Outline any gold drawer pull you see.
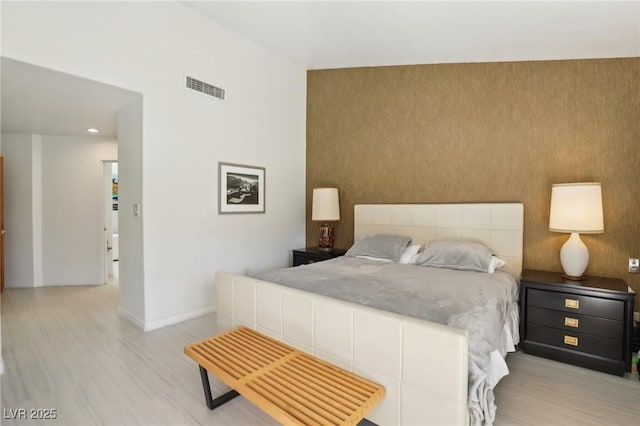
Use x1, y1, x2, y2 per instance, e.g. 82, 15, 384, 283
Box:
565, 298, 579, 309
564, 317, 579, 328
564, 335, 579, 346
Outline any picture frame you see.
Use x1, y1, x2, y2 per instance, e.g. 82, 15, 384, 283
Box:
218, 162, 266, 214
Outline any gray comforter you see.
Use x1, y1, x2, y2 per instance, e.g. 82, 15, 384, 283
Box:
256, 256, 519, 426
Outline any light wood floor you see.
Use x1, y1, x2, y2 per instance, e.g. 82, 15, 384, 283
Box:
2, 280, 639, 425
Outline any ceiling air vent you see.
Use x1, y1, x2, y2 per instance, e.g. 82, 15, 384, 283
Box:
186, 76, 225, 100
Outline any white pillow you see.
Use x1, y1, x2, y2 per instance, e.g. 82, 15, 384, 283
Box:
399, 244, 421, 264
488, 256, 506, 273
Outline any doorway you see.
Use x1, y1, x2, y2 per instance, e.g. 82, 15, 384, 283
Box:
2, 58, 145, 326
103, 161, 119, 283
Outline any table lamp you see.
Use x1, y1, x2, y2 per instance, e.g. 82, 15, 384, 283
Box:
312, 188, 340, 252
549, 182, 604, 280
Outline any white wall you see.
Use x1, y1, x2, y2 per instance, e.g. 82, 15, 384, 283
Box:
2, 134, 34, 287
41, 135, 117, 285
1, 2, 307, 329
117, 99, 145, 327
1, 134, 117, 286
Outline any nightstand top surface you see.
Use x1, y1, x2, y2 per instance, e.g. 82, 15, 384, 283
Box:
521, 269, 634, 295
293, 247, 348, 255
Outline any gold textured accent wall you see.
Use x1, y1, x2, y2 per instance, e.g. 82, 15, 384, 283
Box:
306, 58, 640, 301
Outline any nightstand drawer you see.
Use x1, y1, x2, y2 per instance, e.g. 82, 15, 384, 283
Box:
292, 248, 347, 267
527, 323, 622, 359
527, 288, 623, 320
293, 253, 324, 265
527, 306, 623, 339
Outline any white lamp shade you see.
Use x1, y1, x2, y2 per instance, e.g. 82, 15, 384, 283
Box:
312, 188, 340, 221
549, 182, 604, 234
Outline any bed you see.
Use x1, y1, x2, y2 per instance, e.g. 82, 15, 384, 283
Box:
215, 203, 524, 425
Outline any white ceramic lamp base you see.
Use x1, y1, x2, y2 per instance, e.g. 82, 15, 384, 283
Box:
560, 232, 589, 280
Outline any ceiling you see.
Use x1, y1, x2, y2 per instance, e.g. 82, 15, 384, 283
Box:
1, 58, 139, 137
183, 1, 640, 69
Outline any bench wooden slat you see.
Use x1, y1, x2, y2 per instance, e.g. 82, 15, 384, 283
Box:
297, 354, 378, 393
280, 362, 367, 407
251, 376, 336, 426
236, 329, 292, 357
224, 332, 287, 361
259, 372, 346, 424
192, 345, 247, 378
269, 368, 356, 416
185, 326, 385, 426
216, 335, 274, 366
203, 340, 260, 372
292, 355, 376, 398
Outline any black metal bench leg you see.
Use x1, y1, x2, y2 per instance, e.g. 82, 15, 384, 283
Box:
199, 365, 240, 409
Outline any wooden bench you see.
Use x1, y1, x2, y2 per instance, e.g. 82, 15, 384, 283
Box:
184, 326, 385, 426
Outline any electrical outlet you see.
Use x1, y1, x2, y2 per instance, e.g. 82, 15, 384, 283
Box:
629, 258, 640, 274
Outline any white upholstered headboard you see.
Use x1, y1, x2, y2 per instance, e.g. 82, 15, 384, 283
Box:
354, 203, 524, 277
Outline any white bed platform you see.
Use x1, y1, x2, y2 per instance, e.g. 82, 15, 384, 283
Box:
215, 203, 524, 425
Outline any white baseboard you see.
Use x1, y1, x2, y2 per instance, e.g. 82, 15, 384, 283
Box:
117, 305, 216, 332
7, 282, 104, 288
117, 306, 145, 330
143, 306, 216, 332
5, 282, 36, 288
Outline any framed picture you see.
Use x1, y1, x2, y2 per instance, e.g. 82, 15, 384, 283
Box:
218, 162, 266, 214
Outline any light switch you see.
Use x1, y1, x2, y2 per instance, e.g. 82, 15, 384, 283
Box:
133, 204, 141, 217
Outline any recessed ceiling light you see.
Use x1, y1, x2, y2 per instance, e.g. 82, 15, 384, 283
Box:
87, 128, 99, 133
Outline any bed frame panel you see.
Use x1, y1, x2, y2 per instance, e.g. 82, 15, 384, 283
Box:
216, 273, 468, 425
215, 203, 524, 425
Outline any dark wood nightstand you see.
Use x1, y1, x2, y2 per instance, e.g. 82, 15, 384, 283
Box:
520, 269, 635, 376
292, 247, 347, 267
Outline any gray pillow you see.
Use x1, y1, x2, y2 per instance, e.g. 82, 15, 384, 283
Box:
345, 234, 411, 262
414, 241, 493, 273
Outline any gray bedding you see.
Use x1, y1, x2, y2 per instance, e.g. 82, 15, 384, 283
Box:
255, 256, 520, 426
